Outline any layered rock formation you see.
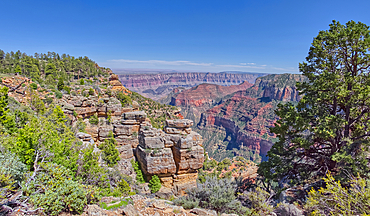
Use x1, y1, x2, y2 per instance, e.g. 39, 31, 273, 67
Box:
118, 72, 267, 100
196, 74, 307, 162
137, 119, 204, 195
169, 81, 253, 107
61, 92, 204, 194
158, 81, 254, 129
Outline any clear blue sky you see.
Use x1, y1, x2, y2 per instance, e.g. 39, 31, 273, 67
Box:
2, 0, 370, 73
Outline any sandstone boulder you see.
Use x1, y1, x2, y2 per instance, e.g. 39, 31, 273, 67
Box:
136, 146, 176, 175
166, 119, 193, 128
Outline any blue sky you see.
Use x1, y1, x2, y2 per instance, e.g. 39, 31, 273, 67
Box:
2, 0, 370, 73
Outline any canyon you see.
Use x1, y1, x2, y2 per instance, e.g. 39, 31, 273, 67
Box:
118, 72, 267, 100
164, 73, 307, 162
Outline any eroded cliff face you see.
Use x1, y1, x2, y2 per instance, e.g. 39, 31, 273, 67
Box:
159, 81, 254, 131
170, 81, 253, 107
196, 73, 307, 162
118, 72, 267, 100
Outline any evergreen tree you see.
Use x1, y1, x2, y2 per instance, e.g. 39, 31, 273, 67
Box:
14, 65, 21, 74
259, 20, 370, 185
148, 175, 161, 193
98, 131, 120, 167
57, 78, 64, 91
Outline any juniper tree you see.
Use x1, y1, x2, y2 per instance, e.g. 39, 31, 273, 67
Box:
259, 20, 370, 185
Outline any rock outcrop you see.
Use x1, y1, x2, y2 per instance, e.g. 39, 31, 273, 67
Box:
118, 72, 267, 100
136, 119, 204, 195
60, 93, 204, 194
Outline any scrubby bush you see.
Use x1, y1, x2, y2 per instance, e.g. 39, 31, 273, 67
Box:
30, 83, 38, 90
0, 151, 27, 183
57, 78, 64, 91
76, 118, 86, 132
131, 159, 145, 183
149, 175, 161, 193
80, 79, 85, 85
24, 163, 98, 215
89, 113, 99, 125
175, 176, 247, 214
304, 173, 370, 215
89, 88, 94, 96
63, 86, 71, 94
55, 90, 63, 99
238, 187, 274, 215
116, 91, 132, 106
98, 132, 119, 167
118, 179, 131, 196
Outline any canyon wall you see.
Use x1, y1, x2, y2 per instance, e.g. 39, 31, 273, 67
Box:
196, 74, 307, 162
118, 72, 267, 100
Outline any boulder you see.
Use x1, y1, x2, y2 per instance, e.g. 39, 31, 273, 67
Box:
173, 145, 204, 174
123, 111, 147, 121
122, 204, 138, 216
117, 144, 134, 159
139, 136, 164, 149
136, 146, 176, 175
166, 119, 193, 128
114, 124, 139, 136
190, 208, 217, 216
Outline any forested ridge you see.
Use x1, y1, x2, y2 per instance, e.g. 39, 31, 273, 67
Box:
0, 50, 110, 83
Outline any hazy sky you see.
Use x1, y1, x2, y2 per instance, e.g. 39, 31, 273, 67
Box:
2, 0, 370, 73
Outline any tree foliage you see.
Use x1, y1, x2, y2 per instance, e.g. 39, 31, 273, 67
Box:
98, 131, 120, 167
148, 175, 161, 193
24, 163, 98, 215
259, 20, 370, 185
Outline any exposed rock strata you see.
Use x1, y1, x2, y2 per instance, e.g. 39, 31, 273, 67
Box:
136, 119, 204, 195
196, 74, 307, 161
118, 72, 267, 100
61, 94, 204, 194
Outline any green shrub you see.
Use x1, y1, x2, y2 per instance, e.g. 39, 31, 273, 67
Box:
57, 79, 64, 91
80, 79, 85, 85
24, 163, 98, 215
98, 132, 119, 167
43, 96, 53, 104
116, 91, 132, 106
30, 83, 38, 90
175, 176, 247, 214
304, 173, 370, 215
76, 118, 86, 132
118, 179, 131, 196
55, 91, 63, 99
89, 113, 99, 125
238, 187, 274, 215
131, 159, 145, 183
0, 151, 27, 183
89, 88, 94, 96
149, 175, 161, 193
63, 86, 71, 94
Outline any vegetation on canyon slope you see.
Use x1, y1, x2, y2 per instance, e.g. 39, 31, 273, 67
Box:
1, 20, 370, 215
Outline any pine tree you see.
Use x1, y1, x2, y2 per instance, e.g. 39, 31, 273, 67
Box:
98, 131, 120, 167
148, 175, 161, 193
259, 20, 370, 185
